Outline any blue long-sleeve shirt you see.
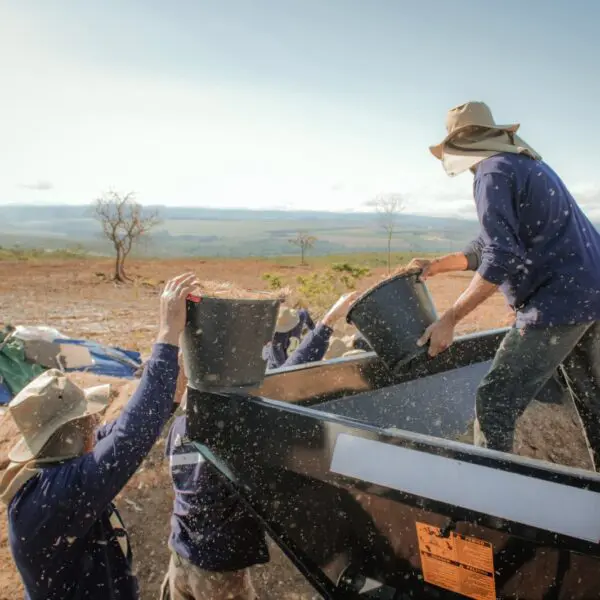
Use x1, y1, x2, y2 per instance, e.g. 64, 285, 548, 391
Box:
263, 309, 315, 369
8, 343, 179, 600
166, 416, 269, 572
462, 153, 600, 327
281, 322, 333, 367
165, 322, 333, 571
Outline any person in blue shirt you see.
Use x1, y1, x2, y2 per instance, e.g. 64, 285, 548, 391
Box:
0, 272, 200, 600
262, 305, 315, 369
278, 292, 359, 368
263, 293, 362, 369
416, 102, 600, 465
162, 291, 359, 600
163, 408, 266, 600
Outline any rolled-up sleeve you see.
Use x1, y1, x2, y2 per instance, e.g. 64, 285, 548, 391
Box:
474, 173, 525, 285
462, 235, 485, 271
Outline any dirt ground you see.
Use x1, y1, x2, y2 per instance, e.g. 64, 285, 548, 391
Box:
0, 258, 591, 599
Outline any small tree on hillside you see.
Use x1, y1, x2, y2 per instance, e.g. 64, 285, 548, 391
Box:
93, 191, 161, 282
369, 193, 405, 273
289, 231, 317, 266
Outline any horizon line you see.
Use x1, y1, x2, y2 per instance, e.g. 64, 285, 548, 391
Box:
0, 202, 479, 221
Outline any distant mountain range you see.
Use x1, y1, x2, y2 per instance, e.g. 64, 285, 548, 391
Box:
0, 204, 481, 257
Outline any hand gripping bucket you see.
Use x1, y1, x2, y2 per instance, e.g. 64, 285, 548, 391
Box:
182, 296, 280, 392
346, 271, 437, 370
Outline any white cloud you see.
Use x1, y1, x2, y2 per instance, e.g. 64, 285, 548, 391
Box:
19, 180, 53, 191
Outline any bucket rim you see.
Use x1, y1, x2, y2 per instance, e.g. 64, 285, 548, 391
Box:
186, 296, 281, 306
346, 269, 423, 323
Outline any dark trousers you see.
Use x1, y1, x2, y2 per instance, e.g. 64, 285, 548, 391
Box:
474, 322, 600, 469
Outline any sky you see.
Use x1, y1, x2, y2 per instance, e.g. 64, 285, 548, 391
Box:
1, 0, 600, 218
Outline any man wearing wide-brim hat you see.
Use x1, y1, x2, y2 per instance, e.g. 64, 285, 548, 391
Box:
262, 305, 315, 369
1, 273, 199, 600
416, 102, 600, 464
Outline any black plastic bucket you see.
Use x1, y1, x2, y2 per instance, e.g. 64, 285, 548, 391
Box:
182, 296, 280, 392
346, 272, 437, 369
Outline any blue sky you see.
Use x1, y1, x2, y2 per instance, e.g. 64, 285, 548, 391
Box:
1, 0, 599, 217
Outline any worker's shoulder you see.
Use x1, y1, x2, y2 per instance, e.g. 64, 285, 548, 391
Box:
477, 153, 542, 179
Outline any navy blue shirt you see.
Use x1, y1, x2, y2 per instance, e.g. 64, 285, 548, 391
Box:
166, 416, 269, 571
463, 153, 600, 327
281, 323, 333, 367
8, 343, 179, 600
263, 309, 315, 369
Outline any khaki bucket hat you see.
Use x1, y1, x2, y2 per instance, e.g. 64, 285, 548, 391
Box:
8, 369, 110, 463
275, 307, 300, 334
429, 101, 519, 160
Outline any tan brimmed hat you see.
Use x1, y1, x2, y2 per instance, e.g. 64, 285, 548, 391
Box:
429, 101, 519, 160
429, 101, 541, 176
7, 369, 110, 463
275, 307, 300, 334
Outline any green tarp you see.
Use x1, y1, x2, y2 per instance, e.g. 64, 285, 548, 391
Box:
0, 330, 45, 396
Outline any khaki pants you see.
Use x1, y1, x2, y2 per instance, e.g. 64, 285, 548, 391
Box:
161, 552, 258, 600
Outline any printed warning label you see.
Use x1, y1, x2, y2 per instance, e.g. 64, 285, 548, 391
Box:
416, 522, 496, 600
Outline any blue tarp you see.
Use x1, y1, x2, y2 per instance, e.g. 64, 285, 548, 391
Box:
55, 339, 142, 379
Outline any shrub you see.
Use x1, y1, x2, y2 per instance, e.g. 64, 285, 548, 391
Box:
0, 245, 88, 262
330, 262, 370, 288
296, 262, 370, 314
262, 273, 283, 290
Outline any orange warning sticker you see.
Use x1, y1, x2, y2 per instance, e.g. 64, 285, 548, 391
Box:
416, 522, 496, 600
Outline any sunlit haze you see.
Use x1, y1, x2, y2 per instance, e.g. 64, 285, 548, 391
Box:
1, 1, 599, 218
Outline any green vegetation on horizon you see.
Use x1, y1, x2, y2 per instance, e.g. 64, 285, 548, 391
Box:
0, 245, 435, 268
0, 204, 479, 258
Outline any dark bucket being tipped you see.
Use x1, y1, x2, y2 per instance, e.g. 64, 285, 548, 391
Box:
182, 296, 280, 392
346, 271, 437, 370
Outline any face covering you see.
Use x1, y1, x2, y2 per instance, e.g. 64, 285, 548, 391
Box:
440, 128, 542, 176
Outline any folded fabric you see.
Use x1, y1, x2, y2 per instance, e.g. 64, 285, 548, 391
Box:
55, 339, 142, 379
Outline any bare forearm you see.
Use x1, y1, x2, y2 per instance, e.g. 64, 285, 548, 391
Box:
447, 273, 498, 324
174, 353, 188, 406
430, 253, 469, 275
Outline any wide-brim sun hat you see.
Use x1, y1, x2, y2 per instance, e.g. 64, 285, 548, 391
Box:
275, 307, 300, 334
8, 369, 110, 463
429, 101, 520, 160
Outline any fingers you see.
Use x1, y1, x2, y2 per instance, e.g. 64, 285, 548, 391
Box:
165, 272, 195, 292
178, 283, 202, 302
416, 325, 432, 348
427, 336, 450, 357
341, 291, 359, 306
175, 275, 201, 298
408, 258, 427, 268
428, 342, 442, 358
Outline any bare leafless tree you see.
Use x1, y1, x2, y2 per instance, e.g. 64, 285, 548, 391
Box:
289, 231, 317, 266
368, 193, 405, 273
93, 191, 161, 282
